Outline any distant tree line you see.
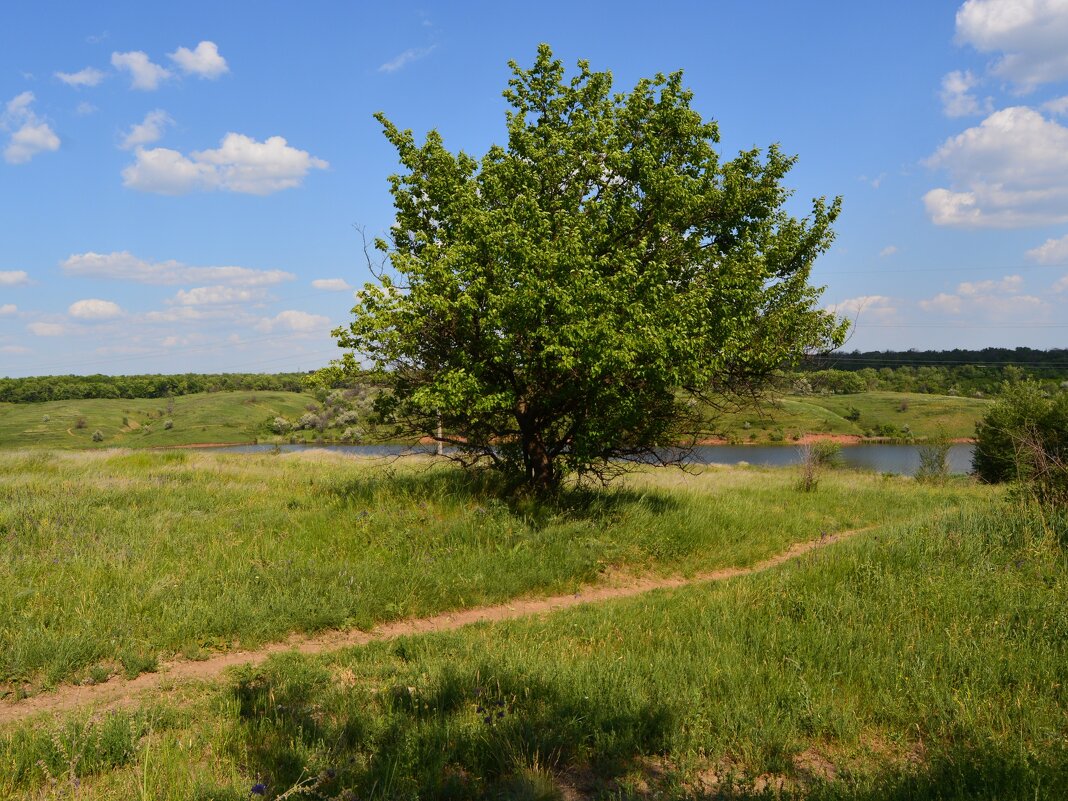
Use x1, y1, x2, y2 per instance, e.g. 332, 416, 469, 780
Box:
0, 372, 313, 403
798, 349, 1068, 397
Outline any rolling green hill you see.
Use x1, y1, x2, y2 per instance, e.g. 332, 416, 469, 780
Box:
0, 391, 312, 449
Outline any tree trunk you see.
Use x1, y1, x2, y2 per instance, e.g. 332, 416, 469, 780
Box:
518, 411, 557, 494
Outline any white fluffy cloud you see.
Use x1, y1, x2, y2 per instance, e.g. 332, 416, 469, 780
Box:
924, 106, 1068, 227
170, 285, 266, 306
826, 295, 898, 323
378, 45, 436, 73
0, 303, 16, 315
28, 321, 64, 336
111, 51, 172, 90
2, 92, 60, 164
120, 109, 173, 150
62, 251, 294, 286
168, 41, 229, 79
0, 270, 29, 285
939, 70, 990, 117
122, 133, 328, 195
255, 310, 331, 334
878, 245, 898, 257
68, 298, 123, 319
956, 0, 1068, 91
1027, 233, 1068, 263
1043, 95, 1068, 116
919, 274, 1047, 319
311, 278, 352, 291
55, 67, 105, 87
1053, 274, 1068, 292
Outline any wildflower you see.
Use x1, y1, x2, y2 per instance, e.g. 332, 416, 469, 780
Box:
251, 783, 267, 796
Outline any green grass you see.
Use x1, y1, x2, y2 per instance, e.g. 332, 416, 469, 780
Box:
0, 451, 984, 694
0, 389, 991, 450
713, 391, 992, 442
0, 391, 313, 449
1, 499, 1063, 799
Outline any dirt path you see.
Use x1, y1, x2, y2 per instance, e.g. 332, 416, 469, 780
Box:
0, 526, 872, 727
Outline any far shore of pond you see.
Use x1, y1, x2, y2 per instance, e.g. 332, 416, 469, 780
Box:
156, 432, 976, 451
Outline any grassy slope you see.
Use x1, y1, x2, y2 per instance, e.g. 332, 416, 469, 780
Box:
0, 391, 311, 449
0, 451, 984, 693
0, 389, 991, 450
712, 391, 992, 441
2, 500, 1063, 799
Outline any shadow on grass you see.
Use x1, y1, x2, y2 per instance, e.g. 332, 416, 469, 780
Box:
321, 463, 678, 527
226, 653, 1064, 800
228, 654, 676, 799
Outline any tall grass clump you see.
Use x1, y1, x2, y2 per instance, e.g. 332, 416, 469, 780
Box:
796, 441, 841, 492
915, 429, 952, 484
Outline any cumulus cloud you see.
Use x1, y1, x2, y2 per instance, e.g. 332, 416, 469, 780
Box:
924, 106, 1068, 227
378, 45, 436, 73
55, 67, 105, 87
0, 303, 16, 315
111, 51, 172, 90
170, 285, 266, 305
826, 295, 898, 323
1027, 233, 1068, 263
254, 310, 331, 334
120, 109, 173, 150
168, 41, 229, 79
939, 70, 991, 117
1053, 274, 1068, 292
956, 0, 1068, 91
2, 92, 60, 164
62, 251, 294, 286
68, 298, 123, 319
0, 270, 29, 285
122, 133, 328, 195
76, 101, 98, 116
919, 274, 1047, 320
1044, 95, 1068, 116
28, 321, 65, 336
311, 278, 352, 291
879, 245, 898, 257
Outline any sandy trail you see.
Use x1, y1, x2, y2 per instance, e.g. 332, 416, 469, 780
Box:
0, 526, 872, 726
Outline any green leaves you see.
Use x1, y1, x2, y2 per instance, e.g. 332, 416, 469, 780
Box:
327, 45, 845, 491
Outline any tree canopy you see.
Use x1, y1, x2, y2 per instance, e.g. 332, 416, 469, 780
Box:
327, 45, 847, 492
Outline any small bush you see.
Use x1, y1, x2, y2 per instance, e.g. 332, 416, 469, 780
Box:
74, 417, 87, 429
91, 430, 104, 442
844, 406, 861, 422
271, 416, 292, 434
973, 381, 1068, 505
916, 430, 952, 484
42, 414, 50, 422
163, 419, 173, 430
336, 409, 360, 427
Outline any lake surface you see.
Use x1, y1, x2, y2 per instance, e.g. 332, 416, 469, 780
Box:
215, 443, 975, 476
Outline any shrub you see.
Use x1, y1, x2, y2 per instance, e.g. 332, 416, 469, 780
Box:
844, 406, 861, 422
42, 414, 49, 422
91, 430, 104, 442
74, 416, 87, 429
336, 410, 360, 427
271, 416, 292, 434
973, 381, 1068, 505
916, 430, 952, 484
340, 427, 362, 443
298, 412, 322, 431
163, 419, 173, 430
796, 441, 841, 492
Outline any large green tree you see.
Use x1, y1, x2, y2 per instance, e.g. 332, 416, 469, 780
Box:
328, 45, 847, 492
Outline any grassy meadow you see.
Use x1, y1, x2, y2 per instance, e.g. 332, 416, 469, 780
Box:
710, 391, 992, 442
0, 450, 984, 696
0, 391, 314, 449
0, 389, 991, 450
1, 484, 1064, 799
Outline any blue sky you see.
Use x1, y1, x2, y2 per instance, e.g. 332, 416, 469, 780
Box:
2, 0, 1068, 377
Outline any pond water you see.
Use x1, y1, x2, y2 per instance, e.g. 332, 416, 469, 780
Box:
213, 443, 975, 476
